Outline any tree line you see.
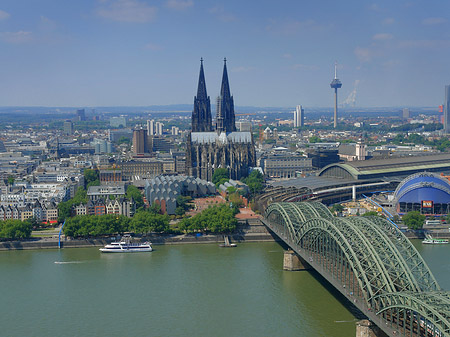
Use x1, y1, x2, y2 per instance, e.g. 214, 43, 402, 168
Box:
0, 220, 33, 240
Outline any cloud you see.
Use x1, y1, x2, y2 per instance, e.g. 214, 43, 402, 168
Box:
354, 47, 372, 62
97, 0, 157, 23
144, 43, 163, 51
0, 31, 33, 44
422, 17, 446, 25
382, 17, 395, 25
373, 33, 393, 41
209, 6, 236, 22
283, 53, 292, 59
0, 10, 10, 20
166, 0, 193, 10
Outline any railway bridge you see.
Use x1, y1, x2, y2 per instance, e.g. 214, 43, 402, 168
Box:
262, 201, 450, 337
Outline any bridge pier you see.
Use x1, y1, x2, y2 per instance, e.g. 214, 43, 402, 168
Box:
283, 250, 311, 271
356, 320, 388, 337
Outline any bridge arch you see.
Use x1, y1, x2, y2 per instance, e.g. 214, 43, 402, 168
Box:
263, 201, 450, 337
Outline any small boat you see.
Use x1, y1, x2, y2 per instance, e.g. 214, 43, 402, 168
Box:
100, 235, 153, 253
422, 234, 449, 244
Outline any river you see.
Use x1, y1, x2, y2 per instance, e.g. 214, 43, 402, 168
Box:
0, 240, 448, 337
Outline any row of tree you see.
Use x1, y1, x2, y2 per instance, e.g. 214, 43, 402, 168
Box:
0, 220, 33, 240
63, 211, 170, 238
178, 204, 238, 234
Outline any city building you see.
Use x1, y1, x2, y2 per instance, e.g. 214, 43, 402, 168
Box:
155, 122, 164, 136
394, 172, 450, 215
119, 160, 163, 179
87, 184, 126, 201
132, 128, 149, 155
294, 105, 304, 127
76, 109, 86, 121
444, 85, 450, 133
402, 108, 410, 119
260, 153, 313, 178
186, 59, 256, 181
145, 175, 215, 214
110, 116, 127, 128
237, 121, 252, 132
147, 120, 155, 136
63, 120, 73, 135
99, 169, 122, 183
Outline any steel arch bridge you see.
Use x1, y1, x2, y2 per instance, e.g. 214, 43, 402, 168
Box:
263, 201, 450, 337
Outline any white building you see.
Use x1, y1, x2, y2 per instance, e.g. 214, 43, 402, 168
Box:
294, 105, 304, 127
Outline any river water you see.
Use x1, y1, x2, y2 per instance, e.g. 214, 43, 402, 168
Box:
0, 240, 448, 337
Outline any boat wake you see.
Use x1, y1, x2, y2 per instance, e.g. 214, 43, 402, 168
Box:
54, 261, 85, 264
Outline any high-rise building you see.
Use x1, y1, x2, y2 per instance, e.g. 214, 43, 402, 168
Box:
402, 108, 410, 119
132, 128, 148, 155
445, 85, 450, 133
76, 109, 86, 121
171, 126, 179, 136
155, 122, 164, 136
63, 120, 74, 135
294, 105, 304, 127
147, 120, 155, 136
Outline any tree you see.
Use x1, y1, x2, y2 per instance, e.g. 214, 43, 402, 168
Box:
308, 136, 322, 143
126, 185, 143, 209
212, 168, 229, 186
242, 170, 264, 195
362, 211, 379, 217
84, 169, 99, 188
402, 211, 425, 230
330, 204, 344, 214
7, 176, 14, 186
0, 220, 32, 240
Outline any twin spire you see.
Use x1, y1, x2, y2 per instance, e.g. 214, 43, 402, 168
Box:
192, 58, 236, 133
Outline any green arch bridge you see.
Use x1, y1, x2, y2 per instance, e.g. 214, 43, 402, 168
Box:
262, 201, 450, 337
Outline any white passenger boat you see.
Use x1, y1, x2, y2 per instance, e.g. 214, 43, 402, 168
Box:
100, 235, 153, 253
422, 234, 449, 244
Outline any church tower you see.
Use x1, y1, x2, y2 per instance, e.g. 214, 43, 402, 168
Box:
216, 58, 236, 133
192, 58, 212, 132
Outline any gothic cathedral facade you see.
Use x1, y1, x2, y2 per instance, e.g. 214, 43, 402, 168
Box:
186, 59, 256, 181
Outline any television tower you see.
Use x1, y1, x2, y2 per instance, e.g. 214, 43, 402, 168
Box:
330, 62, 342, 128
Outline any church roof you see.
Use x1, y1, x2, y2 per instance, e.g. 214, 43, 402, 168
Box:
190, 132, 252, 144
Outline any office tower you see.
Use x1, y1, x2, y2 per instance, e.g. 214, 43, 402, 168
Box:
192, 58, 212, 132
147, 120, 155, 136
155, 122, 163, 136
445, 85, 450, 133
330, 62, 342, 128
402, 108, 410, 119
171, 126, 179, 136
63, 120, 73, 135
132, 128, 148, 155
237, 121, 252, 132
215, 58, 236, 133
294, 105, 304, 127
76, 109, 86, 121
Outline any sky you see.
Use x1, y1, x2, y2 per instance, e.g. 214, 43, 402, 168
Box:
0, 0, 449, 108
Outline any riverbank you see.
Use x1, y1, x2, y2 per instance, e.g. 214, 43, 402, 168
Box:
0, 219, 279, 251
2, 218, 449, 251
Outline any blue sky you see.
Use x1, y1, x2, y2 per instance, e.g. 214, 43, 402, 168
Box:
0, 0, 449, 108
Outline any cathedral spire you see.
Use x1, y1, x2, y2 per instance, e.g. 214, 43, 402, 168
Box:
216, 57, 236, 133
192, 58, 212, 132
197, 57, 208, 99
220, 58, 231, 100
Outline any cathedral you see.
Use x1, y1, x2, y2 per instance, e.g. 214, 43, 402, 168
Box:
186, 59, 256, 181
